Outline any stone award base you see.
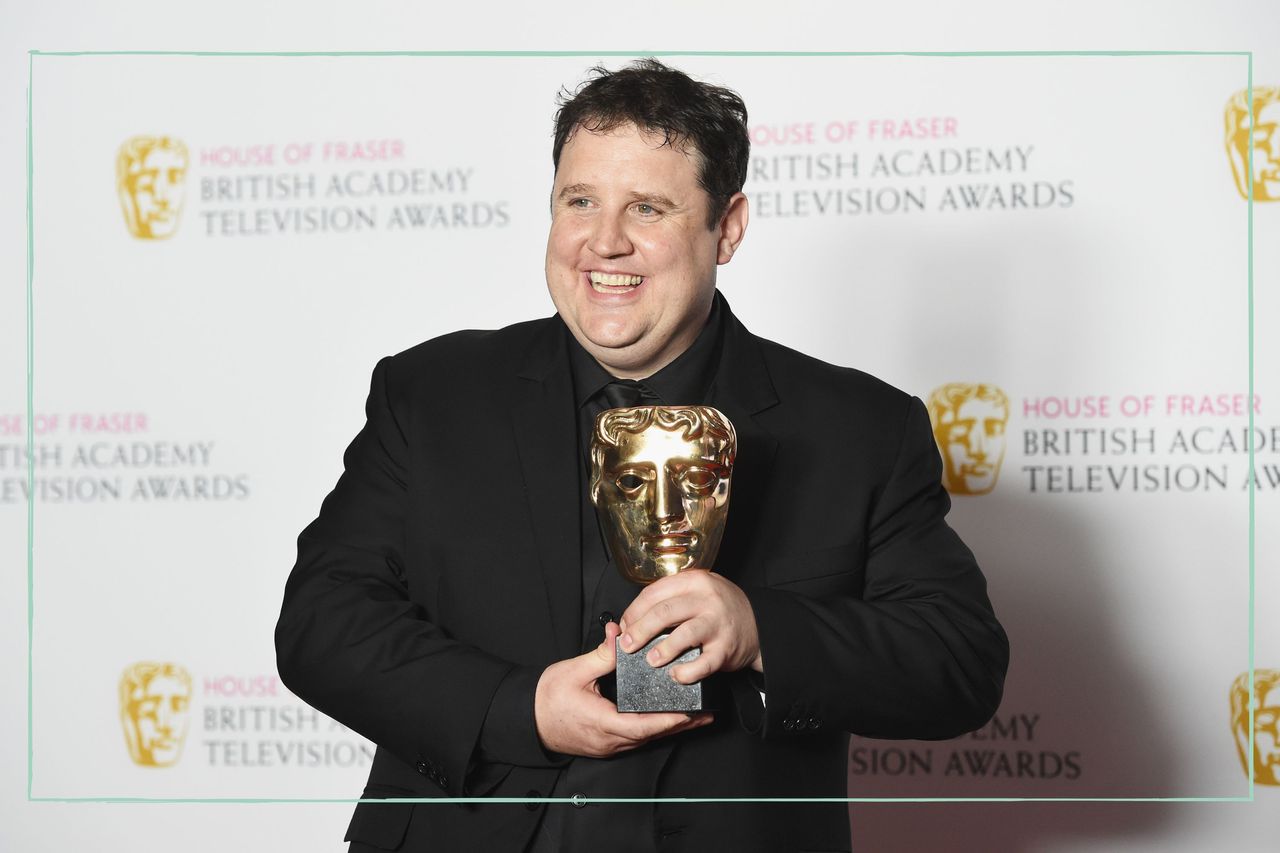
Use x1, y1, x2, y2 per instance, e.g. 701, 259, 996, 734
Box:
615, 633, 703, 713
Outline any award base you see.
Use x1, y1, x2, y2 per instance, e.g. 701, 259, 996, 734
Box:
615, 633, 703, 713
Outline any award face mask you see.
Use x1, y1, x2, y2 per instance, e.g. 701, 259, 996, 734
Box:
590, 406, 736, 584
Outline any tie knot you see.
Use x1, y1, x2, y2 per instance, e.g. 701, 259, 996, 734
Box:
601, 380, 660, 410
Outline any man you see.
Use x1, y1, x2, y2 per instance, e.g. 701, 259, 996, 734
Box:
276, 59, 1008, 852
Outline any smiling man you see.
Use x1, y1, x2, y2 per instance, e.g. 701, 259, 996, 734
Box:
277, 59, 1008, 853
545, 121, 746, 379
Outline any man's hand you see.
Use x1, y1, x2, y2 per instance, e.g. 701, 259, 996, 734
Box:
534, 622, 713, 757
618, 569, 763, 685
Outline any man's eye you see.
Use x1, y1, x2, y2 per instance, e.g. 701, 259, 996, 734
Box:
571, 198, 591, 208
635, 203, 657, 215
616, 473, 645, 491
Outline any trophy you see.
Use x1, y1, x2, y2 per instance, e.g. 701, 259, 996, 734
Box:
589, 405, 736, 712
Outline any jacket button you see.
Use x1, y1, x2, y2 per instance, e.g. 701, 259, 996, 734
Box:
571, 792, 587, 808
598, 611, 615, 626
438, 774, 449, 789
808, 717, 821, 730
525, 790, 541, 811
782, 718, 794, 730
415, 761, 430, 776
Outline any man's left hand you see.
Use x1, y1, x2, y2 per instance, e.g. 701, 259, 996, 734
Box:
618, 569, 763, 684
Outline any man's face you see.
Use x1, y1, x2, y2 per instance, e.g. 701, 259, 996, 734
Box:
594, 422, 732, 583
941, 397, 1008, 495
125, 147, 187, 238
546, 122, 746, 378
126, 674, 190, 766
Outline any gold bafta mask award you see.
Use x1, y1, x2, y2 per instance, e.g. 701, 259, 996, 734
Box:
590, 405, 736, 712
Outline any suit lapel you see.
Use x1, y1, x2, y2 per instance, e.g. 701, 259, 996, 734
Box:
709, 303, 780, 583
510, 320, 582, 661
650, 301, 781, 782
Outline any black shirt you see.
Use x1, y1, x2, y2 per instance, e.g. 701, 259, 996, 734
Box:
567, 295, 725, 648
493, 295, 725, 852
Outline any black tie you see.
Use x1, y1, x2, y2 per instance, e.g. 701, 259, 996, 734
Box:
600, 379, 661, 410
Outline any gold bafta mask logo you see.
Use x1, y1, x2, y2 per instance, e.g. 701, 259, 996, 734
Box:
1225, 87, 1280, 202
590, 406, 736, 584
117, 136, 189, 239
1231, 669, 1280, 785
927, 383, 1010, 496
119, 661, 192, 767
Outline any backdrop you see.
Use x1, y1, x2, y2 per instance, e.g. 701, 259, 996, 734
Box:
7, 5, 1279, 850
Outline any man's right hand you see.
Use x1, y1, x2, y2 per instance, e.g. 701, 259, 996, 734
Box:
534, 622, 714, 757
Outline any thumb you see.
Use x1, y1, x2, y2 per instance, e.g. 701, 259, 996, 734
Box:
577, 622, 620, 678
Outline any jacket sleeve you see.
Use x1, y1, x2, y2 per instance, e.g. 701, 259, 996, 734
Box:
274, 356, 558, 796
742, 396, 1009, 742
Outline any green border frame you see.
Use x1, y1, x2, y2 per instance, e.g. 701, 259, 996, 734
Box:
25, 49, 1256, 805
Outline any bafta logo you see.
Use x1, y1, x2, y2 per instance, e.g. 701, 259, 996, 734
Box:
926, 383, 1009, 496
1230, 669, 1280, 785
117, 136, 189, 239
119, 662, 192, 767
1225, 86, 1280, 202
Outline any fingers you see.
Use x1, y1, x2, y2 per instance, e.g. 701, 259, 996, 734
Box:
618, 569, 760, 682
603, 711, 714, 752
560, 686, 713, 757
644, 618, 709, 671
536, 628, 716, 758
668, 647, 718, 685
579, 621, 621, 680
619, 571, 709, 652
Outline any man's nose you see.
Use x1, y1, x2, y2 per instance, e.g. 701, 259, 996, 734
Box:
588, 211, 633, 257
651, 474, 685, 526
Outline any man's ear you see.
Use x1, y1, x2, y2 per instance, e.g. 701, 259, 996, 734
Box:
716, 192, 749, 265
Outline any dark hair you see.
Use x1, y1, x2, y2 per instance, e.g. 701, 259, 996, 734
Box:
552, 58, 750, 229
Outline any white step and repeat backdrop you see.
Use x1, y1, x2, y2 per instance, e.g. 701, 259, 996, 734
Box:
10, 32, 1279, 853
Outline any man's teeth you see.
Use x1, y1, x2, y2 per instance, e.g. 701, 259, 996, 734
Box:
589, 272, 643, 289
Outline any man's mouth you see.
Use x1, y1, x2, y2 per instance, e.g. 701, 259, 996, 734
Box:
589, 271, 644, 293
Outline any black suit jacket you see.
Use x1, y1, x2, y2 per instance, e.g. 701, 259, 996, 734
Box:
275, 300, 1008, 853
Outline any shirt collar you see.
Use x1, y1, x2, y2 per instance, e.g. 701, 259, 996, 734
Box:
566, 291, 725, 408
